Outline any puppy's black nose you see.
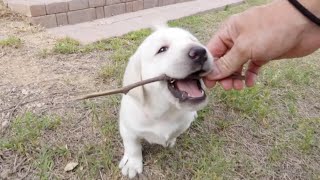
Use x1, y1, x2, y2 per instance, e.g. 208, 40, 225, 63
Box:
188, 46, 208, 65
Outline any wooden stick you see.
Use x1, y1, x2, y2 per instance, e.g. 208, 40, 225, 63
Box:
75, 74, 245, 100
76, 74, 172, 100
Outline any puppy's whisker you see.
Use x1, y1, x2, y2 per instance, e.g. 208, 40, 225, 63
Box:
75, 74, 172, 100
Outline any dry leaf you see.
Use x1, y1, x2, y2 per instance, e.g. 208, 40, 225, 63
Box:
64, 162, 78, 172
1, 120, 9, 129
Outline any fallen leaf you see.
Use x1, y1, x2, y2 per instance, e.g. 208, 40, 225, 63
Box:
1, 120, 9, 129
64, 162, 78, 172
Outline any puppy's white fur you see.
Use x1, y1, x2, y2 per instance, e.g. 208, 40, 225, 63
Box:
118, 27, 213, 178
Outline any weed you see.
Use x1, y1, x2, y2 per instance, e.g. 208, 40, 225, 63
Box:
53, 37, 80, 54
0, 36, 22, 48
296, 118, 319, 153
37, 48, 51, 58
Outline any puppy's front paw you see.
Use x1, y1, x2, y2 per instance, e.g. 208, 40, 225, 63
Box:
119, 155, 143, 179
166, 138, 176, 148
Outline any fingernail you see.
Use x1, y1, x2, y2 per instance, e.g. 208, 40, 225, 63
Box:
208, 64, 221, 80
203, 79, 216, 88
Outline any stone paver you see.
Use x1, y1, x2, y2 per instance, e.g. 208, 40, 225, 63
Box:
8, 0, 46, 17
104, 3, 126, 17
67, 8, 96, 24
69, 0, 89, 11
48, 0, 243, 44
96, 6, 105, 19
89, 0, 105, 8
126, 1, 133, 13
45, 0, 68, 14
106, 0, 125, 5
132, 0, 144, 12
144, 0, 158, 9
56, 12, 68, 26
31, 14, 57, 28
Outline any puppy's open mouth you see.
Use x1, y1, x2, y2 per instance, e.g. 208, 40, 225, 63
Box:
167, 71, 206, 102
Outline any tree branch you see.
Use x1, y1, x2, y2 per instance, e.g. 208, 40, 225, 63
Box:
76, 74, 172, 100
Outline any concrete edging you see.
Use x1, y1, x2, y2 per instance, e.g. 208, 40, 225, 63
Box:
6, 0, 193, 28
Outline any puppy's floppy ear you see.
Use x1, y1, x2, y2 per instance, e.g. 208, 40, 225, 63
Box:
122, 49, 145, 104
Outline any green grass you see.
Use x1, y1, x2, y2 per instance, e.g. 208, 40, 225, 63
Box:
295, 118, 319, 153
0, 112, 61, 152
74, 97, 121, 179
0, 36, 22, 48
53, 37, 80, 54
98, 29, 151, 83
52, 30, 150, 56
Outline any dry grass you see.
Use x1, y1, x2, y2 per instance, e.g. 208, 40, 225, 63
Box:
0, 0, 319, 179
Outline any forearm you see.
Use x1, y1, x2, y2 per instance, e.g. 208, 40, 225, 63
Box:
285, 0, 320, 51
300, 0, 320, 49
299, 0, 320, 16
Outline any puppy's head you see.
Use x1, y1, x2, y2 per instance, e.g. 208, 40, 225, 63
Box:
124, 27, 213, 111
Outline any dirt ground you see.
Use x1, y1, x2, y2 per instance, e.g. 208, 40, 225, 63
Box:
1, 0, 320, 179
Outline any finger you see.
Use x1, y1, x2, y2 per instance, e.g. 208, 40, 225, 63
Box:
207, 22, 233, 58
204, 78, 216, 88
207, 34, 231, 58
233, 79, 244, 90
245, 61, 265, 87
232, 67, 244, 90
207, 41, 249, 81
219, 78, 233, 91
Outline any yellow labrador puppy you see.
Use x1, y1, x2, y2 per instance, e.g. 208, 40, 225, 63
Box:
119, 26, 213, 178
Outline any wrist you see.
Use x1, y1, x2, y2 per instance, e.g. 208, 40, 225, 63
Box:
298, 0, 320, 17
268, 0, 312, 28
287, 0, 320, 43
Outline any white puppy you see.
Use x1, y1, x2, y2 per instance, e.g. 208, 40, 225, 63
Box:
118, 26, 213, 178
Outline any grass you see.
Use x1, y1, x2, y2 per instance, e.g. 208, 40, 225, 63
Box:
0, 36, 22, 48
98, 29, 151, 83
0, 112, 61, 153
0, 112, 64, 179
1, 0, 320, 179
53, 37, 80, 54
52, 30, 151, 56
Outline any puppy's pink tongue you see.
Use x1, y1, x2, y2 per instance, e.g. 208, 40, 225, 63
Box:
175, 80, 202, 97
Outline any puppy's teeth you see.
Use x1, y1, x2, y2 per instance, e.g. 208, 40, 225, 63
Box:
181, 91, 188, 99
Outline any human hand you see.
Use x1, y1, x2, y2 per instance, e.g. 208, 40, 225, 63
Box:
204, 0, 320, 90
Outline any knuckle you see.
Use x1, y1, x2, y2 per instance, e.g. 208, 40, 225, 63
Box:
219, 56, 235, 72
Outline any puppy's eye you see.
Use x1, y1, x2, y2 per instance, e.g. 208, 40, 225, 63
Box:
157, 46, 168, 54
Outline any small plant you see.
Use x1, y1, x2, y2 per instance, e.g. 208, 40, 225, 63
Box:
297, 120, 317, 153
0, 36, 22, 48
53, 37, 80, 54
37, 48, 51, 58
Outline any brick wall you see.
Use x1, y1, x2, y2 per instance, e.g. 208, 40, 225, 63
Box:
6, 0, 194, 28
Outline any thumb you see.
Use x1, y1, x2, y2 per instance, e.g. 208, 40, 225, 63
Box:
207, 42, 249, 80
